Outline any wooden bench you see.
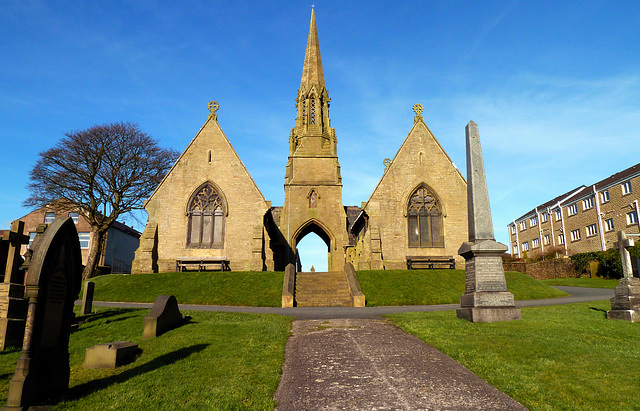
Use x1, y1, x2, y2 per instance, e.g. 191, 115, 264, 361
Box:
176, 257, 229, 272
407, 256, 455, 270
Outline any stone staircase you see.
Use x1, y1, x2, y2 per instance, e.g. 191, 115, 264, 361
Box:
295, 271, 353, 307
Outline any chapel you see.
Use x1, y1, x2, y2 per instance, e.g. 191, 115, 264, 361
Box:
131, 10, 468, 274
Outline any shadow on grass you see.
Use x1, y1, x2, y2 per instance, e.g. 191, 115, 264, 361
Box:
64, 344, 209, 401
590, 306, 608, 318
75, 308, 140, 324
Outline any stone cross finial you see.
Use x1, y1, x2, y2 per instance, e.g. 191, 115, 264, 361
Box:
208, 101, 219, 121
413, 104, 424, 123
614, 230, 635, 279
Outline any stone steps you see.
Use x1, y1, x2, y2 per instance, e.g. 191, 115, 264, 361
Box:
295, 271, 353, 307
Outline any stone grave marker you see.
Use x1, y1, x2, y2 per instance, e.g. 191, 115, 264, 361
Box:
607, 230, 640, 322
457, 121, 521, 323
5, 217, 82, 409
143, 295, 190, 339
84, 341, 139, 369
0, 221, 29, 350
81, 281, 95, 315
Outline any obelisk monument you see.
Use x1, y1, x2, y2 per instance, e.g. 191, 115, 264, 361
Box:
607, 230, 640, 322
457, 121, 521, 322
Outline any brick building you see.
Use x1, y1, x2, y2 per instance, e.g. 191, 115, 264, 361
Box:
13, 204, 141, 273
508, 163, 640, 258
132, 10, 468, 273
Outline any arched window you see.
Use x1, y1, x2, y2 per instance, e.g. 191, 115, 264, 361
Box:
187, 183, 225, 248
408, 185, 444, 248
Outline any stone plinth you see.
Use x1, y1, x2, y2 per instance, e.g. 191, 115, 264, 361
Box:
607, 277, 640, 322
85, 341, 139, 369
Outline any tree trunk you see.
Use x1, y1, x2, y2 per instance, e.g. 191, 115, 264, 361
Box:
82, 229, 106, 280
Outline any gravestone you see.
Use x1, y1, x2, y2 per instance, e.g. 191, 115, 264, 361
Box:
84, 341, 139, 369
0, 221, 29, 350
143, 295, 190, 339
457, 121, 521, 322
81, 281, 95, 315
607, 231, 640, 322
5, 217, 82, 409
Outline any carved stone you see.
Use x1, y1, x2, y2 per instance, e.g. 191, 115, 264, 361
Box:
457, 121, 520, 323
5, 217, 82, 409
143, 295, 190, 339
84, 341, 139, 369
607, 231, 640, 322
81, 281, 95, 316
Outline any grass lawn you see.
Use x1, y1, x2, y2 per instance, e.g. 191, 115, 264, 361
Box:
358, 270, 568, 306
0, 308, 293, 410
90, 269, 566, 307
388, 301, 640, 410
541, 277, 620, 289
91, 271, 284, 306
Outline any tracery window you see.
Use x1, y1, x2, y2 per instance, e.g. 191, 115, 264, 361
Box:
407, 185, 444, 248
187, 183, 225, 248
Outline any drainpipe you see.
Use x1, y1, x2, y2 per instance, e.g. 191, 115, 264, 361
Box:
559, 203, 568, 256
594, 185, 606, 251
635, 200, 640, 232
536, 207, 544, 254
548, 206, 555, 247
513, 219, 521, 258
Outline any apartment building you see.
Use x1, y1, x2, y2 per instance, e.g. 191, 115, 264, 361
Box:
508, 163, 640, 258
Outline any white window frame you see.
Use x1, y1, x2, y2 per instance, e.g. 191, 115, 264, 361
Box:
78, 232, 91, 249
513, 245, 518, 255
627, 211, 638, 225
586, 224, 597, 237
558, 234, 565, 245
583, 197, 594, 210
522, 242, 529, 252
622, 181, 632, 195
530, 216, 538, 227
511, 225, 516, 234
44, 212, 55, 224
601, 190, 610, 203
605, 218, 614, 232
567, 204, 578, 216
555, 209, 562, 221
532, 238, 540, 248
69, 212, 79, 224
570, 229, 581, 241
520, 221, 527, 230
544, 234, 550, 245
541, 212, 548, 223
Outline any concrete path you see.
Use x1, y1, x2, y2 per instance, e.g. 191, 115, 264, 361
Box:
274, 319, 526, 410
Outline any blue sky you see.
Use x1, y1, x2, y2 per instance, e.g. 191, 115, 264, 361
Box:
1, 1, 639, 271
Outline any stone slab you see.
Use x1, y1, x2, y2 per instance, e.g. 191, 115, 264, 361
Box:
85, 341, 139, 369
456, 307, 522, 323
275, 319, 525, 410
606, 309, 640, 322
460, 291, 515, 308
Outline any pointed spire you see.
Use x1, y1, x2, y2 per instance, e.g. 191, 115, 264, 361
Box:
300, 8, 325, 90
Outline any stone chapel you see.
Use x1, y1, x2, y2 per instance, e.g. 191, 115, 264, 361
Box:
131, 10, 468, 274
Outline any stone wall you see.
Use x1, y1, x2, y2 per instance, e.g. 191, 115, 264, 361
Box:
503, 259, 584, 280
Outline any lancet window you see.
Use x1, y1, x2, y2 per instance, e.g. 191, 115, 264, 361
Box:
407, 185, 444, 248
187, 183, 225, 248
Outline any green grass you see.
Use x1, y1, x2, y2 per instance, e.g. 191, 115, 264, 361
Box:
541, 277, 619, 289
358, 270, 568, 306
387, 301, 640, 410
91, 271, 284, 306
0, 308, 293, 410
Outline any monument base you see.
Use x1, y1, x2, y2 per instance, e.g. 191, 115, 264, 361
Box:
457, 306, 522, 323
606, 309, 640, 322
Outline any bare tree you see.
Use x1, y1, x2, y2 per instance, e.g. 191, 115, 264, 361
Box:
25, 122, 179, 279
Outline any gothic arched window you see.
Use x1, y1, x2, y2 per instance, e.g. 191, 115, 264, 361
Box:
408, 185, 444, 248
187, 183, 225, 248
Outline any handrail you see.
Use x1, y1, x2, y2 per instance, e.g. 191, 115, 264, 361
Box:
344, 262, 365, 307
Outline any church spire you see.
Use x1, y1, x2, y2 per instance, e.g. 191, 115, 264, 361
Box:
300, 8, 325, 91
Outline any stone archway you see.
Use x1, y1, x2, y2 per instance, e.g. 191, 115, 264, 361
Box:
292, 219, 340, 271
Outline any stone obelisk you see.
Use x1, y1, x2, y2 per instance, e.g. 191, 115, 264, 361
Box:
457, 121, 521, 322
606, 230, 640, 322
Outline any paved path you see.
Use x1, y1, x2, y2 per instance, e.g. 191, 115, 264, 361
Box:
87, 286, 613, 320
274, 319, 526, 410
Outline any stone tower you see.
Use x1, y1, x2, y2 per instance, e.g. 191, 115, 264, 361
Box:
280, 9, 348, 271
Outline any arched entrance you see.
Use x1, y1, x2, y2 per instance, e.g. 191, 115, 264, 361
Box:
293, 221, 332, 272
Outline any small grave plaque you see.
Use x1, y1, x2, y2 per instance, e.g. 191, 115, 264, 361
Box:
81, 281, 95, 315
84, 341, 139, 369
